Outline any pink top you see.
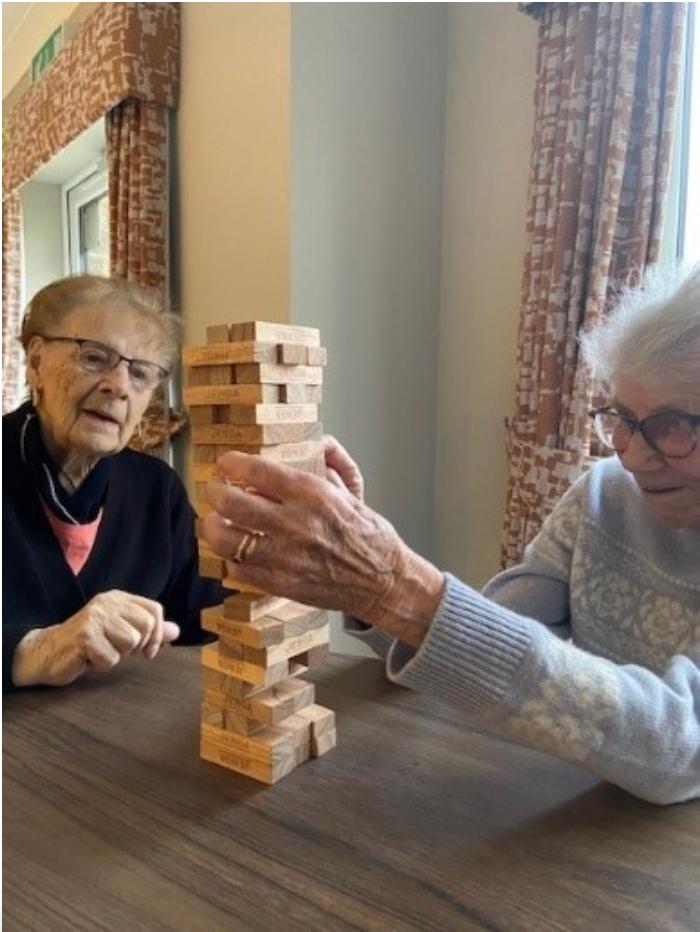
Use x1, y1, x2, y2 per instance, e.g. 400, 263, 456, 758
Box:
42, 502, 103, 575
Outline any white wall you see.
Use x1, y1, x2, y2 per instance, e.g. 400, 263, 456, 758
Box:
2, 2, 82, 94
20, 180, 64, 304
178, 2, 290, 344
435, 4, 537, 587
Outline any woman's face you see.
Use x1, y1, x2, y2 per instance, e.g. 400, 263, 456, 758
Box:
613, 372, 700, 530
27, 303, 164, 463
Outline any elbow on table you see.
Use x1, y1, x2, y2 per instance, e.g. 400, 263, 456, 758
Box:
626, 771, 700, 807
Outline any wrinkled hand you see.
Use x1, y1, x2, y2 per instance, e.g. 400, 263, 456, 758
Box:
202, 450, 445, 646
12, 590, 180, 688
323, 435, 365, 501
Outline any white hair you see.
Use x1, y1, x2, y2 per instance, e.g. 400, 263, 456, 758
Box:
579, 263, 700, 389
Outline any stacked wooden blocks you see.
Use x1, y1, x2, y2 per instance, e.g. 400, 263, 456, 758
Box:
183, 321, 336, 784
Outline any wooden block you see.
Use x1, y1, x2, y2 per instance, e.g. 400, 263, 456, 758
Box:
189, 406, 218, 426
218, 638, 244, 660
216, 440, 325, 462
222, 706, 266, 736
204, 676, 315, 726
186, 365, 234, 386
202, 699, 265, 736
184, 384, 280, 406
198, 453, 323, 482
307, 346, 328, 366
235, 364, 323, 386
296, 704, 335, 746
267, 602, 329, 638
199, 554, 224, 578
223, 592, 289, 622
193, 444, 219, 463
311, 729, 337, 758
242, 623, 330, 669
192, 422, 322, 446
200, 736, 308, 784
293, 643, 330, 669
195, 500, 215, 519
230, 321, 320, 347
280, 384, 323, 404
202, 667, 267, 701
203, 403, 318, 426
201, 642, 289, 687
206, 324, 231, 344
183, 342, 279, 367
242, 678, 315, 725
201, 606, 285, 648
201, 715, 310, 765
220, 572, 269, 596
277, 343, 308, 365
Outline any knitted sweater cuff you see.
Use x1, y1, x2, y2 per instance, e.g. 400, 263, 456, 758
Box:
386, 573, 533, 714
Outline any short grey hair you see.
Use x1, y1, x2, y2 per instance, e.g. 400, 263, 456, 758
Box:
21, 275, 183, 370
579, 264, 700, 389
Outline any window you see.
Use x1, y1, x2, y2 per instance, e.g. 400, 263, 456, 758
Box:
678, 4, 699, 262
63, 165, 109, 275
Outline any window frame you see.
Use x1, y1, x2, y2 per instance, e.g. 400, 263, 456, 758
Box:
62, 161, 109, 275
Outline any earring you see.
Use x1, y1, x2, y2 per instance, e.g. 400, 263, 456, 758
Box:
31, 386, 41, 408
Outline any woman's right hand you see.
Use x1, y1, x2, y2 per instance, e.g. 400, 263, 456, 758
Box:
11, 590, 180, 688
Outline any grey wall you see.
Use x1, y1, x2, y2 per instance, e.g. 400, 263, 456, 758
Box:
435, 5, 536, 587
21, 180, 64, 305
291, 3, 447, 562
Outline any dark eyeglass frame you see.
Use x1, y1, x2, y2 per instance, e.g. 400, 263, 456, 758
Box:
39, 335, 169, 390
588, 405, 700, 459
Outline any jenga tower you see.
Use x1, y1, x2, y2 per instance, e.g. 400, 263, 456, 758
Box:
183, 322, 336, 784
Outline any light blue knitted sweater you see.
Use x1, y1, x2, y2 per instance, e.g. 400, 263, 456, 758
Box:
348, 457, 700, 804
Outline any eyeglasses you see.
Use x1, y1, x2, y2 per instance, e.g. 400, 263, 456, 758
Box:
39, 335, 168, 392
588, 406, 700, 459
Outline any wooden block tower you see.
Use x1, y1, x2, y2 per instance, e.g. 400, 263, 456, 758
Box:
183, 321, 336, 784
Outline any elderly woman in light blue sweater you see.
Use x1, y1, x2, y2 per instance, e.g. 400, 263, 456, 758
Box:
203, 265, 700, 805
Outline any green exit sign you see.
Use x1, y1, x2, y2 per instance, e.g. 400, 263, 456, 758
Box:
31, 26, 63, 83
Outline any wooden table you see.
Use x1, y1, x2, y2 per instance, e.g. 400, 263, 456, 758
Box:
4, 649, 699, 931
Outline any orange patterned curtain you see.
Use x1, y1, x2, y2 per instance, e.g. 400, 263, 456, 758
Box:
2, 193, 24, 414
501, 2, 687, 568
106, 98, 169, 289
106, 98, 183, 453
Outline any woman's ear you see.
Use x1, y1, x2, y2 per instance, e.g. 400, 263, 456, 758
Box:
25, 336, 44, 389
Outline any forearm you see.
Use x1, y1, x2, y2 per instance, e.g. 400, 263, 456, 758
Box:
358, 544, 445, 649
388, 576, 700, 804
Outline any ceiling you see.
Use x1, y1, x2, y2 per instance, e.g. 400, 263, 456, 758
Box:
2, 2, 34, 51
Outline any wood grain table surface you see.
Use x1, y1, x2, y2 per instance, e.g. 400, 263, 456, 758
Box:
3, 648, 699, 932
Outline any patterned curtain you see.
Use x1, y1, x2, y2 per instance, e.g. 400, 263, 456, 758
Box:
2, 193, 24, 414
106, 98, 183, 453
107, 98, 169, 288
501, 2, 687, 567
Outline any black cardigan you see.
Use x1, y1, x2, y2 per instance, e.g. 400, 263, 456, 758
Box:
3, 403, 223, 691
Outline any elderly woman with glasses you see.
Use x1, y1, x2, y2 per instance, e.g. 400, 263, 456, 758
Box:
203, 265, 699, 805
3, 276, 222, 691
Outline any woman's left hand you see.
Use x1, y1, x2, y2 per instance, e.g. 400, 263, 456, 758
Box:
201, 451, 445, 647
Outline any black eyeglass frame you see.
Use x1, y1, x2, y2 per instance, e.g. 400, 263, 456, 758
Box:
588, 405, 700, 459
38, 335, 169, 389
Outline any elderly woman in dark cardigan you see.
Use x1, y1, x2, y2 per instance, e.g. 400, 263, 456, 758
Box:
3, 276, 221, 691
203, 265, 700, 805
